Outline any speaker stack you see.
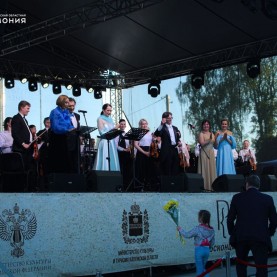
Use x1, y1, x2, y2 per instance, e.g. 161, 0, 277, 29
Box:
212, 174, 245, 192
160, 173, 204, 193
48, 173, 87, 192
86, 170, 123, 192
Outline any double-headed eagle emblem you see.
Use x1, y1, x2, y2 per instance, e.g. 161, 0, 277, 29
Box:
0, 203, 37, 257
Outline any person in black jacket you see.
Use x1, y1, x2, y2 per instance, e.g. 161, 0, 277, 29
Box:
154, 112, 182, 176
227, 175, 277, 277
11, 100, 34, 170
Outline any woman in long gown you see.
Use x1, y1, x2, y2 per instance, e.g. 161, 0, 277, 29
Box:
214, 119, 237, 176
134, 118, 157, 190
197, 119, 217, 191
93, 104, 120, 171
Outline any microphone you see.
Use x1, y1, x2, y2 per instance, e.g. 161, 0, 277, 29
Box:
78, 110, 87, 113
188, 123, 195, 129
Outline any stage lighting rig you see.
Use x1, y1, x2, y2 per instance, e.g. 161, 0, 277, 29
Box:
247, 59, 260, 78
148, 80, 161, 97
28, 78, 38, 92
72, 84, 81, 97
4, 75, 14, 89
52, 81, 62, 94
191, 72, 204, 89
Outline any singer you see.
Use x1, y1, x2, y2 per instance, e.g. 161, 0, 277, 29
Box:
154, 111, 182, 176
197, 119, 216, 191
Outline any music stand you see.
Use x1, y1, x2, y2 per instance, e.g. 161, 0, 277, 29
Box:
79, 126, 97, 173
124, 128, 149, 192
98, 129, 123, 171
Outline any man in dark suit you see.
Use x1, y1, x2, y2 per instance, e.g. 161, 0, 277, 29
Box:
67, 97, 80, 173
154, 112, 181, 176
227, 175, 277, 277
11, 100, 34, 170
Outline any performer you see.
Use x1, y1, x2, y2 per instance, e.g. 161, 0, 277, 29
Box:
214, 119, 236, 176
115, 119, 132, 189
239, 139, 257, 165
154, 112, 182, 176
0, 117, 13, 153
49, 95, 75, 173
197, 119, 216, 191
134, 118, 157, 190
178, 140, 190, 172
67, 97, 81, 173
11, 100, 34, 170
93, 103, 120, 171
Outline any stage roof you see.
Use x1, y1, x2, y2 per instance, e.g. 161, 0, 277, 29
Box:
1, 0, 277, 89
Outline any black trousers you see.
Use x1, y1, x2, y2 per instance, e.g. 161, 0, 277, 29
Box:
235, 240, 269, 277
160, 147, 179, 176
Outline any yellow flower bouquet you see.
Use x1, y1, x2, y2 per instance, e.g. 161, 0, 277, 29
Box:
163, 199, 185, 244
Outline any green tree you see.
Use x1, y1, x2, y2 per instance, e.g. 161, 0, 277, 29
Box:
176, 65, 249, 142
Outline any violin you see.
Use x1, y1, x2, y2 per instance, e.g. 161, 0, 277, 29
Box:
179, 150, 188, 169
248, 149, 257, 171
150, 138, 159, 159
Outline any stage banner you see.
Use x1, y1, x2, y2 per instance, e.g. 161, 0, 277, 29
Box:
0, 192, 276, 276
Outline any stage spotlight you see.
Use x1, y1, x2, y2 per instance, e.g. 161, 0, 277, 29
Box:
28, 78, 38, 92
191, 72, 204, 89
4, 75, 14, 89
52, 81, 61, 94
65, 82, 72, 90
148, 80, 161, 97
20, 76, 28, 84
86, 85, 94, 93
72, 84, 81, 97
247, 60, 260, 78
94, 87, 102, 99
41, 80, 49, 88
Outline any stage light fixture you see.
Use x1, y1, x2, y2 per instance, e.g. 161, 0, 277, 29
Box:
20, 76, 28, 84
86, 85, 94, 93
191, 72, 204, 89
247, 60, 260, 78
148, 80, 161, 98
4, 75, 14, 89
41, 80, 49, 88
28, 78, 38, 92
94, 87, 102, 99
65, 82, 73, 90
52, 81, 61, 94
72, 84, 81, 97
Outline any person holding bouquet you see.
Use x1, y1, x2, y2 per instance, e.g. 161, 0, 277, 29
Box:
177, 210, 215, 277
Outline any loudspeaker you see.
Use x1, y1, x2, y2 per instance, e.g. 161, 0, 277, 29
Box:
48, 173, 86, 192
160, 174, 185, 192
87, 170, 123, 192
212, 174, 245, 192
260, 175, 277, 192
184, 173, 204, 192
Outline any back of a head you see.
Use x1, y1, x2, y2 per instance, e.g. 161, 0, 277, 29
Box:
246, 175, 260, 189
199, 210, 211, 225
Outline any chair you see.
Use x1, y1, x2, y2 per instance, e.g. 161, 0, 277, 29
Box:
0, 152, 30, 192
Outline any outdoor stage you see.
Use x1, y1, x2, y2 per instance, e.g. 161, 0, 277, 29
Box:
0, 191, 277, 277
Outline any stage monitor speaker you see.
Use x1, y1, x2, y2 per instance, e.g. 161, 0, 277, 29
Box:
184, 173, 204, 193
212, 174, 245, 192
160, 174, 185, 192
260, 175, 277, 192
87, 170, 123, 192
48, 173, 86, 192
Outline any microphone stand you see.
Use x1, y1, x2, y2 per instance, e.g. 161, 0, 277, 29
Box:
79, 111, 91, 173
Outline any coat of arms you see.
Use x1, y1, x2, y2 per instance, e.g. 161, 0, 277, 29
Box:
0, 203, 37, 257
122, 202, 149, 244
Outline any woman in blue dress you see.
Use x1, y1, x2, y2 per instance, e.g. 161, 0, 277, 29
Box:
93, 103, 120, 171
214, 119, 236, 176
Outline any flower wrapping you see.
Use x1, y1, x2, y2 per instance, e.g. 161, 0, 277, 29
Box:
163, 199, 185, 244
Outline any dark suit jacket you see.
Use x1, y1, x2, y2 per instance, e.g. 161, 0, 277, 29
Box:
11, 113, 32, 152
154, 124, 181, 163
227, 188, 277, 250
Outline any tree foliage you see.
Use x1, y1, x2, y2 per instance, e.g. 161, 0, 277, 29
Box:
176, 57, 277, 161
